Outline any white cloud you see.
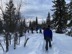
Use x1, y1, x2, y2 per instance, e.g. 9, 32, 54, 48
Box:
0, 0, 71, 23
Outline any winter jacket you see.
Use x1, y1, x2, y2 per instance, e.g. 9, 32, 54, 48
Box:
43, 28, 52, 40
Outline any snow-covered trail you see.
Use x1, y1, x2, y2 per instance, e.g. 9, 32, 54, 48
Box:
52, 32, 72, 54
8, 33, 44, 54
0, 32, 72, 54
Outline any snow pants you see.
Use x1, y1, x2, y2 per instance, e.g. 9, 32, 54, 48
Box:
45, 38, 52, 50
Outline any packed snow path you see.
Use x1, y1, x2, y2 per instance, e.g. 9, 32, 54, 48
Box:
0, 32, 72, 54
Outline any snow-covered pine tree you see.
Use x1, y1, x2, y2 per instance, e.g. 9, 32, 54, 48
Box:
68, 0, 72, 27
52, 0, 68, 33
67, 0, 72, 36
4, 0, 16, 32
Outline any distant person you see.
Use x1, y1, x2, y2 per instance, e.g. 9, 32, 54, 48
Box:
31, 27, 34, 33
43, 25, 53, 51
36, 27, 38, 33
39, 28, 42, 33
27, 29, 29, 33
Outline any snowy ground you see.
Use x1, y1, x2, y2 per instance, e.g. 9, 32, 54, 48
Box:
0, 31, 72, 54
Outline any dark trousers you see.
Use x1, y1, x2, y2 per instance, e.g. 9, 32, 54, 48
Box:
45, 38, 52, 50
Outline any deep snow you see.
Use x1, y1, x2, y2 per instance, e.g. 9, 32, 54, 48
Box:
0, 31, 72, 54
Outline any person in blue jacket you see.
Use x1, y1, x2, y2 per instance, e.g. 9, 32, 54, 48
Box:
43, 25, 52, 51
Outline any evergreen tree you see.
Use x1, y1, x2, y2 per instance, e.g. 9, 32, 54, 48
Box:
29, 21, 34, 33
36, 17, 38, 26
29, 21, 32, 30
68, 0, 72, 27
4, 0, 16, 32
31, 21, 37, 32
15, 12, 22, 32
36, 17, 38, 33
46, 12, 51, 25
52, 0, 68, 33
23, 19, 26, 33
61, 0, 68, 28
69, 20, 72, 25
67, 0, 72, 36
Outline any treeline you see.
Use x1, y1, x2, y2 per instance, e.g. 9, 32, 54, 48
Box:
29, 0, 72, 35
0, 0, 71, 34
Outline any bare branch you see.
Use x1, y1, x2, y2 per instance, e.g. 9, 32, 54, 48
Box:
16, 0, 22, 13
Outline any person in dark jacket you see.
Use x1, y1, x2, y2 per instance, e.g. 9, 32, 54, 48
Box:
43, 25, 52, 51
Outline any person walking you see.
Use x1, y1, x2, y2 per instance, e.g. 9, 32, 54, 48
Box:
43, 25, 53, 51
